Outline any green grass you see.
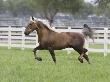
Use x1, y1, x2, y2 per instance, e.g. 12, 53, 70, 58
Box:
0, 47, 110, 82
89, 44, 110, 49
89, 44, 104, 49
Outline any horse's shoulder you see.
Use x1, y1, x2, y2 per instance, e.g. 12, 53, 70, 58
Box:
58, 32, 68, 36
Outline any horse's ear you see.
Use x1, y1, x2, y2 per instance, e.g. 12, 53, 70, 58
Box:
30, 16, 35, 22
32, 16, 34, 21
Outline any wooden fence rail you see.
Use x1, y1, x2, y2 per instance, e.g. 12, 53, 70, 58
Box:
0, 26, 110, 56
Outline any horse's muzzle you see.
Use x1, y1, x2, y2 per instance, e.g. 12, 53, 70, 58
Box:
24, 32, 29, 35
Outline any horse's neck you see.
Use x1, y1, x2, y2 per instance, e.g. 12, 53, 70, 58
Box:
36, 27, 52, 42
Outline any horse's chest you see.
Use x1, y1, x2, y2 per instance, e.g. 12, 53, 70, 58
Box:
39, 37, 50, 47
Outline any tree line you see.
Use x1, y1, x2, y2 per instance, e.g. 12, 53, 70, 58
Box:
0, 0, 110, 25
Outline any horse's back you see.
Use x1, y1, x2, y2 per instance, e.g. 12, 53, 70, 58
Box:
61, 32, 84, 40
61, 32, 85, 47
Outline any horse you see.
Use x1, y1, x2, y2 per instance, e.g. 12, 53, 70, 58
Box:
24, 16, 90, 64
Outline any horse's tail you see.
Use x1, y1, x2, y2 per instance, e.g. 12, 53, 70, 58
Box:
82, 24, 95, 42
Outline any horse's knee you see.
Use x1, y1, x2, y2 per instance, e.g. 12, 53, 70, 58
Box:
33, 48, 37, 52
33, 49, 35, 52
83, 48, 88, 53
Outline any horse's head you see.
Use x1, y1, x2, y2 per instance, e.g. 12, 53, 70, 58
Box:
24, 16, 39, 35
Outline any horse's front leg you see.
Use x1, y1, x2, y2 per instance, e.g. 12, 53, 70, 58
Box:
33, 46, 42, 61
48, 47, 56, 63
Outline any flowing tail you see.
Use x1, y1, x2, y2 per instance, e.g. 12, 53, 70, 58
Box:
82, 24, 95, 42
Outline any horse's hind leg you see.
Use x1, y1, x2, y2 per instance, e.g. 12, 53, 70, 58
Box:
73, 47, 84, 63
83, 48, 90, 64
48, 47, 56, 63
33, 46, 42, 61
78, 53, 84, 63
83, 54, 90, 64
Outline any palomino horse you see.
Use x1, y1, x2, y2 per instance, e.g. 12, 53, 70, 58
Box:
24, 16, 90, 64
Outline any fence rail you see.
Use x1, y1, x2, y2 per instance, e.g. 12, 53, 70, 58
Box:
0, 26, 110, 56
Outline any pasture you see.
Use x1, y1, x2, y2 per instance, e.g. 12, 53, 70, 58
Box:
0, 47, 110, 82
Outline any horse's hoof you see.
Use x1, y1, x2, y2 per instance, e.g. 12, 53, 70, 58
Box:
80, 59, 83, 63
54, 61, 56, 64
78, 57, 83, 63
88, 62, 91, 64
35, 57, 42, 61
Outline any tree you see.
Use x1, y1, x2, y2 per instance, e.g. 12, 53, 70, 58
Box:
31, 0, 84, 26
6, 0, 35, 16
60, 0, 84, 14
37, 0, 60, 26
0, 0, 4, 13
94, 0, 110, 17
74, 3, 95, 19
95, 0, 110, 9
4, 0, 84, 25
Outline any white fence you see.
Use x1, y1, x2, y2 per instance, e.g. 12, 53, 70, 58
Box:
0, 26, 110, 56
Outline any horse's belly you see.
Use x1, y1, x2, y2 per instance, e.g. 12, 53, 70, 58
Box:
52, 46, 66, 50
51, 42, 69, 50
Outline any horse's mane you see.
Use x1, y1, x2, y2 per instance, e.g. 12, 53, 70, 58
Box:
37, 21, 57, 33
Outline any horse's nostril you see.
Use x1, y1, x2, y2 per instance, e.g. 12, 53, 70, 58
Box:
24, 32, 28, 35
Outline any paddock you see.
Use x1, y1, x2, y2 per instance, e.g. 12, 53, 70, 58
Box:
0, 0, 110, 82
0, 47, 110, 82
0, 26, 110, 82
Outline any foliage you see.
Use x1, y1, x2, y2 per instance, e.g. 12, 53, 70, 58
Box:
95, 0, 110, 17
0, 0, 84, 25
6, 0, 35, 16
29, 0, 84, 26
60, 0, 84, 14
74, 3, 95, 19
0, 0, 4, 13
32, 0, 61, 26
95, 0, 110, 9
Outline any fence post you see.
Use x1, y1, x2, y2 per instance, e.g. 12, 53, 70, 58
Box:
97, 33, 99, 39
36, 32, 39, 46
104, 28, 108, 56
21, 27, 25, 50
68, 26, 71, 30
85, 38, 89, 55
52, 26, 55, 29
67, 26, 72, 54
35, 32, 39, 54
8, 26, 11, 49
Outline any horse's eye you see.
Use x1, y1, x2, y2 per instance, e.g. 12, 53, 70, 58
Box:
29, 23, 32, 25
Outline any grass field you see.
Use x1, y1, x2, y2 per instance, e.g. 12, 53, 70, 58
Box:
0, 47, 110, 82
89, 44, 110, 49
